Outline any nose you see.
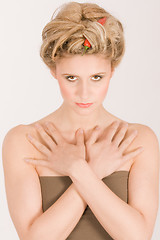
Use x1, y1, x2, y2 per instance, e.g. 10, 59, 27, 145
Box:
76, 81, 91, 101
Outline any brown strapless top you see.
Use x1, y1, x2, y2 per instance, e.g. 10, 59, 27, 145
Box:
39, 170, 129, 240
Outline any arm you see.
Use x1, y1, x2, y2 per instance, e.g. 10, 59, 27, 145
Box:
69, 124, 160, 240
27, 183, 87, 240
2, 125, 87, 240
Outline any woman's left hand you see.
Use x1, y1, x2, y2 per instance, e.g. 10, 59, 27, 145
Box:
85, 121, 143, 179
23, 122, 86, 176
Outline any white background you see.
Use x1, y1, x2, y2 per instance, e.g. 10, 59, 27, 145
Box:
0, 0, 160, 239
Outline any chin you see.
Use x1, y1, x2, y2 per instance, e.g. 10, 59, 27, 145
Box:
74, 102, 99, 115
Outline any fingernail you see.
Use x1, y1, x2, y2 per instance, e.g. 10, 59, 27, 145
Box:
45, 121, 50, 127
125, 123, 128, 127
35, 123, 40, 129
23, 158, 29, 162
95, 126, 100, 130
27, 134, 32, 140
79, 128, 83, 133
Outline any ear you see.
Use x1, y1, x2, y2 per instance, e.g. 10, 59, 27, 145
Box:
50, 68, 57, 79
110, 67, 115, 78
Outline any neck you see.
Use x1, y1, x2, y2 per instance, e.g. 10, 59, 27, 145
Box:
53, 102, 112, 132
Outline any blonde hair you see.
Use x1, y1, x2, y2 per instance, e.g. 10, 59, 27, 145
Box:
40, 1, 125, 70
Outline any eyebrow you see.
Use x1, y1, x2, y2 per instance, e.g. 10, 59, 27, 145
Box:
62, 72, 106, 77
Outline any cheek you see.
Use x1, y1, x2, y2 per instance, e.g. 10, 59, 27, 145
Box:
96, 81, 110, 99
58, 82, 73, 99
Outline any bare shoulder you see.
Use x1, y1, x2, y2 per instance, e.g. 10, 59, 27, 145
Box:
112, 120, 159, 172
2, 124, 26, 156
127, 122, 160, 179
2, 123, 38, 170
2, 123, 35, 151
131, 122, 158, 137
127, 122, 160, 164
2, 123, 37, 184
3, 124, 25, 142
128, 122, 159, 150
3, 123, 34, 142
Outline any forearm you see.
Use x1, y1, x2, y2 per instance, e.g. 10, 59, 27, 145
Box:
24, 183, 87, 240
69, 160, 147, 240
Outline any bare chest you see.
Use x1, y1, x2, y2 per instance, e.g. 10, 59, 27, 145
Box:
35, 130, 133, 177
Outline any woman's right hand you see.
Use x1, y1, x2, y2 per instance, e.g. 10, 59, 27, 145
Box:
23, 122, 86, 177
85, 121, 144, 179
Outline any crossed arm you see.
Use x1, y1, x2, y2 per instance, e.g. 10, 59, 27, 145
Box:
2, 124, 159, 240
24, 182, 88, 240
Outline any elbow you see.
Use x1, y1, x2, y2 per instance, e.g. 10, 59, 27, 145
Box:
141, 231, 154, 240
129, 233, 148, 240
19, 233, 28, 240
135, 214, 151, 240
18, 224, 35, 240
20, 224, 60, 240
19, 230, 31, 240
131, 226, 151, 240
129, 219, 150, 240
139, 233, 151, 240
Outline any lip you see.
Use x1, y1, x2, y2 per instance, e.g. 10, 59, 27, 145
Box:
76, 103, 93, 108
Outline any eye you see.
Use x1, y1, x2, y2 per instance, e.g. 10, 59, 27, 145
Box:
65, 75, 103, 82
65, 76, 77, 82
92, 75, 103, 81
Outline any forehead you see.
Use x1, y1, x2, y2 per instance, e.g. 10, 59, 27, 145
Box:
55, 54, 111, 71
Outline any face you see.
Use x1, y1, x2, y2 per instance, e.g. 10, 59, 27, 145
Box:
50, 54, 114, 115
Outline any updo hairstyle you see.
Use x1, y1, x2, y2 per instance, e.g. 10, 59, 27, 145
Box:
40, 1, 125, 70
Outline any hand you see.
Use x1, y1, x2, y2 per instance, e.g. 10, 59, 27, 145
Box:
85, 121, 144, 179
23, 122, 86, 176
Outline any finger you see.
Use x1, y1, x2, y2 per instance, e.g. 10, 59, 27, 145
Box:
112, 122, 128, 147
26, 134, 51, 156
34, 123, 57, 149
85, 125, 100, 145
104, 121, 120, 142
122, 146, 144, 163
119, 130, 138, 152
45, 122, 65, 146
23, 157, 48, 167
76, 128, 84, 145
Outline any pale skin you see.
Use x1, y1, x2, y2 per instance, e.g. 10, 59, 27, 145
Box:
2, 54, 160, 240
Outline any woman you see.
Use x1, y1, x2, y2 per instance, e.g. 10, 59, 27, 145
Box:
2, 2, 159, 239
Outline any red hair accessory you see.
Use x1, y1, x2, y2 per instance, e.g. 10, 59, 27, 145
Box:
82, 17, 107, 56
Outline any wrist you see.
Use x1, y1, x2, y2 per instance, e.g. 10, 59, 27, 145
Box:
69, 159, 90, 180
88, 162, 102, 180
